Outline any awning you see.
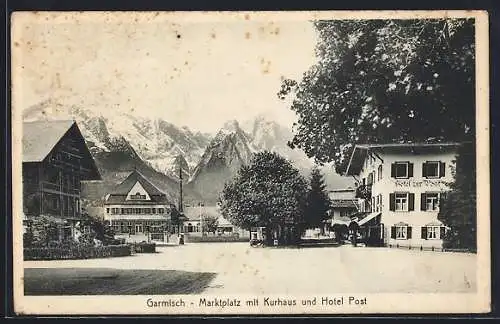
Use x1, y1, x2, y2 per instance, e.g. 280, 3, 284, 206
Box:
330, 218, 351, 226
357, 212, 381, 226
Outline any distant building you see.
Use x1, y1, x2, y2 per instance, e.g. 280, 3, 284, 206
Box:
182, 204, 249, 237
22, 120, 101, 240
103, 170, 175, 242
344, 142, 462, 248
325, 188, 359, 232
328, 188, 359, 218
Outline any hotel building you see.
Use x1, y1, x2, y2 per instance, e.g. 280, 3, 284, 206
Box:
344, 142, 463, 249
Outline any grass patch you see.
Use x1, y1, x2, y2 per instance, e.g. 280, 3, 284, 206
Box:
24, 268, 217, 295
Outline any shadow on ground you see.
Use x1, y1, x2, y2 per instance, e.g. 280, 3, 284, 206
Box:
24, 268, 217, 295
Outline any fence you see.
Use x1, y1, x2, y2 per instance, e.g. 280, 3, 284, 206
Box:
185, 234, 249, 243
23, 244, 131, 260
387, 243, 476, 253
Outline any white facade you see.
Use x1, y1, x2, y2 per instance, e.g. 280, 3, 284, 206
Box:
103, 170, 174, 243
348, 144, 459, 249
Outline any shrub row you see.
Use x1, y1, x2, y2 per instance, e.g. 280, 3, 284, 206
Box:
129, 242, 156, 253
23, 244, 131, 260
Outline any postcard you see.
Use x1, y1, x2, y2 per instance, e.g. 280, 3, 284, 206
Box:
11, 10, 490, 315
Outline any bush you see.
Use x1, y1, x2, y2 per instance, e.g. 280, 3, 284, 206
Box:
130, 242, 156, 253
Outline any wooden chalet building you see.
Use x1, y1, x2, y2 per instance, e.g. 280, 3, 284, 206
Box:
22, 120, 101, 240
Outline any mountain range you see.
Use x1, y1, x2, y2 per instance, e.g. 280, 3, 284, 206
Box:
22, 98, 353, 205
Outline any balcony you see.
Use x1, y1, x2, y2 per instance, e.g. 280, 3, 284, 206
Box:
355, 184, 372, 200
41, 181, 80, 195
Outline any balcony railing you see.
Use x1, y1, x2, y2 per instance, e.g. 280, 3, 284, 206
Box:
355, 184, 372, 199
41, 181, 80, 195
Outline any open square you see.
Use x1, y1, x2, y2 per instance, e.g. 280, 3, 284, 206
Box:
24, 243, 477, 295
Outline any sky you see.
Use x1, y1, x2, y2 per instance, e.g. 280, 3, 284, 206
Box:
12, 12, 319, 133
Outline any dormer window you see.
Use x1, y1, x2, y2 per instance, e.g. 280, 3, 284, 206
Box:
130, 192, 146, 200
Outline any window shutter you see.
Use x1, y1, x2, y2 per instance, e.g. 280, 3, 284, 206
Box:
439, 162, 446, 177
408, 163, 414, 178
407, 226, 412, 239
422, 162, 427, 177
421, 193, 427, 211
440, 227, 446, 239
391, 226, 396, 239
391, 163, 396, 178
421, 226, 428, 239
389, 193, 395, 211
408, 193, 415, 211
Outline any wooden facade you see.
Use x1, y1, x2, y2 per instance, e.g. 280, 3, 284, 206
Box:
22, 121, 101, 235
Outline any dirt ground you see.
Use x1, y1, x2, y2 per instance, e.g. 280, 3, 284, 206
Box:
24, 243, 477, 294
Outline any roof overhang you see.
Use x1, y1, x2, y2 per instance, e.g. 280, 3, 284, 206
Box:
344, 142, 464, 176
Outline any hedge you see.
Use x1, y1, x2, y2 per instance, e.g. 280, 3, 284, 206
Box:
23, 244, 131, 260
129, 242, 156, 253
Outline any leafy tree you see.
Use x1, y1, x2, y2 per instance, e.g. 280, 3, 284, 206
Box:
77, 211, 116, 246
219, 151, 308, 245
438, 142, 476, 251
201, 214, 219, 234
278, 19, 475, 174
305, 167, 332, 233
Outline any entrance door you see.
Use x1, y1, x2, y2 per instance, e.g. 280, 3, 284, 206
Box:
366, 225, 383, 247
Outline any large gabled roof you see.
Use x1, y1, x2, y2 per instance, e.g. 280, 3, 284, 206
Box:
108, 170, 165, 196
23, 120, 76, 162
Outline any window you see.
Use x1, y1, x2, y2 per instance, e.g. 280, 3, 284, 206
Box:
392, 162, 409, 178
130, 192, 147, 200
422, 161, 445, 178
391, 224, 412, 240
396, 226, 407, 239
378, 165, 383, 181
52, 196, 60, 209
135, 208, 141, 214
395, 193, 408, 211
367, 172, 374, 185
427, 226, 438, 239
421, 193, 440, 211
376, 194, 382, 212
423, 161, 439, 178
390, 192, 415, 211
421, 226, 445, 240
158, 208, 165, 214
152, 208, 156, 214
106, 208, 110, 214
340, 210, 350, 217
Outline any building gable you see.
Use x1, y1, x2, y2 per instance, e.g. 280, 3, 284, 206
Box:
22, 120, 101, 180
126, 181, 152, 201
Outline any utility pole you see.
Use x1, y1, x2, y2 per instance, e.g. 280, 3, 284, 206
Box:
178, 159, 183, 235
178, 160, 183, 213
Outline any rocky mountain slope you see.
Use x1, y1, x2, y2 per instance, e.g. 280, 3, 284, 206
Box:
23, 99, 352, 206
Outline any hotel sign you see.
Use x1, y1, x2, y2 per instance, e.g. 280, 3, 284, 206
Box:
393, 179, 449, 189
